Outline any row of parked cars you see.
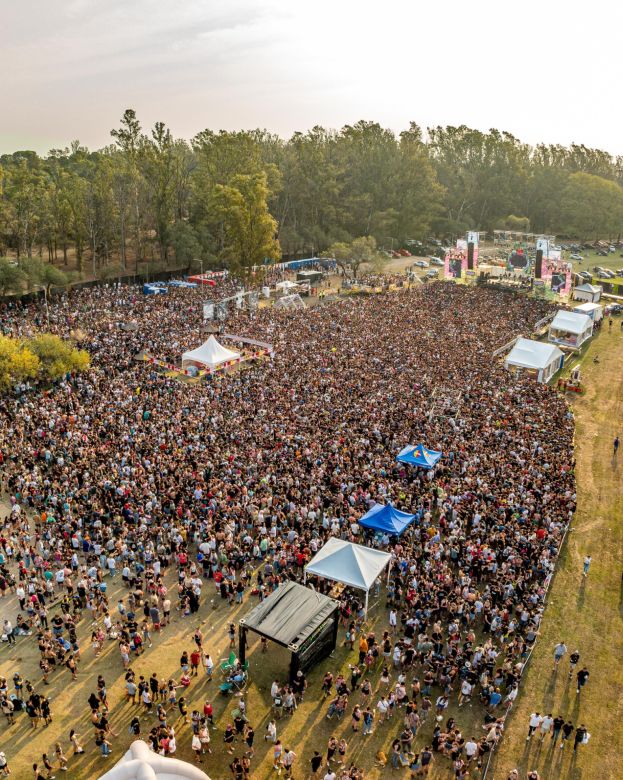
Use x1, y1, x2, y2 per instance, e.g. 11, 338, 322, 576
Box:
577, 266, 623, 281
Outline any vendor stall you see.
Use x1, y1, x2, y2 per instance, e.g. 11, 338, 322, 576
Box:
548, 310, 593, 348
505, 337, 564, 383
238, 581, 338, 680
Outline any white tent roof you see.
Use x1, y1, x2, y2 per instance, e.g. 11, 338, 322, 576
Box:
305, 537, 391, 592
99, 740, 211, 780
276, 280, 298, 291
574, 283, 601, 293
506, 338, 563, 370
182, 335, 240, 368
550, 310, 592, 335
575, 302, 602, 313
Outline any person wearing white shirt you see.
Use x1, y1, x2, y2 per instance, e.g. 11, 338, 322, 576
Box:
376, 697, 389, 723
553, 641, 567, 670
264, 720, 277, 743
459, 679, 472, 706
527, 712, 543, 740
539, 714, 554, 741
465, 738, 478, 761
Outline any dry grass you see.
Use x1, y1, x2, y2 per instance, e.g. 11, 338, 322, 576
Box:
489, 323, 623, 780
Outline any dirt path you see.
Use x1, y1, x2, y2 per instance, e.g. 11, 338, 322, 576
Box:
489, 324, 623, 779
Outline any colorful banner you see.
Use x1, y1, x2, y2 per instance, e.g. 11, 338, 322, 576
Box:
445, 236, 477, 278
506, 249, 531, 274
445, 248, 468, 279
541, 256, 572, 295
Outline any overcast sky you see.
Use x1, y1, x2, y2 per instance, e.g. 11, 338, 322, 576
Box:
2, 0, 621, 155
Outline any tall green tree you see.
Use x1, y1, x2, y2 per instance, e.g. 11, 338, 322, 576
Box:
210, 172, 280, 277
111, 109, 145, 268
560, 172, 623, 238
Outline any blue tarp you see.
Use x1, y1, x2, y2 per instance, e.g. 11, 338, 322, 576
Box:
396, 444, 442, 469
282, 257, 337, 271
358, 503, 417, 535
143, 284, 168, 296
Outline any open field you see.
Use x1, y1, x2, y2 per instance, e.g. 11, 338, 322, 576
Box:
568, 248, 623, 275
489, 325, 623, 780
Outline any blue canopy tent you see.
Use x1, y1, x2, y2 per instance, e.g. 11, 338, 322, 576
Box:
396, 444, 442, 470
358, 503, 417, 536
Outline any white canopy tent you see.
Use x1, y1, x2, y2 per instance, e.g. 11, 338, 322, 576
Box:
99, 740, 211, 780
304, 538, 392, 616
574, 302, 603, 322
549, 310, 593, 348
573, 283, 602, 302
275, 280, 299, 292
181, 335, 240, 369
505, 338, 564, 383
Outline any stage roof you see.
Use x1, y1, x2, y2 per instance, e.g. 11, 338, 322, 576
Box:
239, 581, 338, 651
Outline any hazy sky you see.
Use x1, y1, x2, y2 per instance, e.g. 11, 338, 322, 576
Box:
2, 0, 622, 155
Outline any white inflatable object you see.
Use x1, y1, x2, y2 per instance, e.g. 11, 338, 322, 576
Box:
98, 740, 211, 780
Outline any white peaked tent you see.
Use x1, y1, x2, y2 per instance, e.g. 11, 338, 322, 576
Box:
304, 537, 391, 616
181, 335, 240, 369
99, 740, 211, 780
505, 338, 564, 383
549, 310, 593, 348
573, 283, 602, 302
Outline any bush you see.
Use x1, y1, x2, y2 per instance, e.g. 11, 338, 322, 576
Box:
27, 334, 90, 382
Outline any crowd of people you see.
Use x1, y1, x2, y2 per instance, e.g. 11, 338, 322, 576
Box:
0, 278, 578, 778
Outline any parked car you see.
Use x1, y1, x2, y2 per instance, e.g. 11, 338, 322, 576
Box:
609, 245, 616, 253
597, 249, 609, 256
414, 259, 430, 268
578, 271, 592, 280
608, 304, 623, 315
425, 269, 439, 278
616, 269, 623, 276
597, 270, 611, 278
570, 253, 583, 261
430, 257, 444, 266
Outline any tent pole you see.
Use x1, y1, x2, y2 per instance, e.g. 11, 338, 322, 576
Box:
303, 569, 307, 585
239, 626, 246, 665
386, 560, 392, 587
364, 590, 369, 618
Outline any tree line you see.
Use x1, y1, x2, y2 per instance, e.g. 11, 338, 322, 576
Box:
1, 111, 623, 280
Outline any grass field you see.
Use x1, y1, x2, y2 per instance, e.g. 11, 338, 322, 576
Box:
488, 324, 623, 780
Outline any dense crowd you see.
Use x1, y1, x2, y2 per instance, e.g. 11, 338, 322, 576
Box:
0, 280, 575, 779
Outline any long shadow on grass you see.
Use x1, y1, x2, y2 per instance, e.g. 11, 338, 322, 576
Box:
543, 670, 558, 712
576, 579, 586, 611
